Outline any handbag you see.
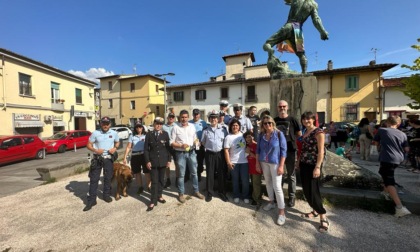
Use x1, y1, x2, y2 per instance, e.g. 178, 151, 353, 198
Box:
365, 132, 373, 140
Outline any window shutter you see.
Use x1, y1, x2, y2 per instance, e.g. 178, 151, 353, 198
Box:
203, 90, 206, 100
195, 90, 199, 100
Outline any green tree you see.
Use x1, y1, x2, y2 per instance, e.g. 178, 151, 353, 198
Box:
400, 38, 420, 109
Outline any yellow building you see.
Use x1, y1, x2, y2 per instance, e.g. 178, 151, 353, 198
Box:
313, 61, 397, 124
99, 74, 164, 127
0, 48, 96, 137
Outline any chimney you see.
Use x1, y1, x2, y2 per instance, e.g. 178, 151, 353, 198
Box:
369, 60, 376, 66
327, 60, 333, 70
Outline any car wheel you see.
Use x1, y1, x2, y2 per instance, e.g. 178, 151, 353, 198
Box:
35, 149, 44, 159
58, 145, 66, 153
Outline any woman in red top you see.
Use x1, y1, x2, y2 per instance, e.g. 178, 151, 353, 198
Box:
244, 130, 261, 206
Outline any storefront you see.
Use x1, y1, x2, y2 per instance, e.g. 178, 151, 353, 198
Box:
13, 113, 45, 135
52, 115, 66, 134
74, 112, 87, 130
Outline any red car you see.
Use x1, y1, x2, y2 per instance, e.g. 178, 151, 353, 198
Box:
44, 130, 92, 153
0, 135, 46, 166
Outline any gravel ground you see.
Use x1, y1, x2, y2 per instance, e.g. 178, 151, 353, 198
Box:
1, 172, 420, 252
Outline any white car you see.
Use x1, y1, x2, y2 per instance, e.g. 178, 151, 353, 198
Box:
110, 127, 132, 140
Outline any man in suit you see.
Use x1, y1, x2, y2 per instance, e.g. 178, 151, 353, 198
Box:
144, 117, 171, 211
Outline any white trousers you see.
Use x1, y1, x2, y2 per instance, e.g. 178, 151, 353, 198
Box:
261, 161, 285, 209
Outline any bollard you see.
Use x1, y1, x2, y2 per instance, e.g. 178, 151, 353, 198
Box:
74, 142, 77, 152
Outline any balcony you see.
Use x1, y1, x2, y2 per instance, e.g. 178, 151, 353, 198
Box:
51, 100, 65, 111
245, 94, 258, 103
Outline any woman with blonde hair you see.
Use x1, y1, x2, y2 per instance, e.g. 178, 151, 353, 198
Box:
256, 115, 288, 225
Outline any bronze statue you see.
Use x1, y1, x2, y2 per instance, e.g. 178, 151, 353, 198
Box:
263, 0, 329, 76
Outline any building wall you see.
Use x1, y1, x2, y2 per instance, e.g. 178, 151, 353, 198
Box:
100, 76, 122, 124
383, 87, 420, 118
316, 75, 331, 123
0, 51, 95, 137
225, 55, 250, 80
244, 66, 269, 79
330, 71, 381, 123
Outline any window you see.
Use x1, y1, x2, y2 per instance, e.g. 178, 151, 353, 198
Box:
173, 91, 184, 102
108, 81, 112, 91
342, 103, 358, 121
156, 106, 160, 115
75, 88, 82, 104
23, 137, 34, 144
51, 82, 60, 103
155, 85, 159, 94
109, 99, 113, 108
345, 75, 359, 91
195, 90, 206, 101
246, 85, 258, 102
130, 100, 135, 110
19, 73, 32, 96
221, 87, 229, 99
130, 83, 135, 92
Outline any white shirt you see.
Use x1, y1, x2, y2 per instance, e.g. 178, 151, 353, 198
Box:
224, 133, 247, 164
171, 122, 197, 151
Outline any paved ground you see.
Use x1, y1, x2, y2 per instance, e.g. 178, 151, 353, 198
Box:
1, 157, 420, 251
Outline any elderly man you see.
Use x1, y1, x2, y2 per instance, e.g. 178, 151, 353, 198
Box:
84, 116, 120, 211
232, 103, 253, 134
162, 112, 177, 188
171, 110, 205, 203
273, 100, 302, 207
201, 110, 228, 202
189, 109, 208, 182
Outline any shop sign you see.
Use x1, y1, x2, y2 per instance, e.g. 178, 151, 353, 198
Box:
14, 113, 40, 121
53, 115, 64, 121
74, 112, 87, 117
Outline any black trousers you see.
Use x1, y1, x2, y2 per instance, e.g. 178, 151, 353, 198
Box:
205, 150, 226, 196
300, 162, 326, 215
88, 158, 113, 203
150, 166, 165, 205
196, 145, 206, 175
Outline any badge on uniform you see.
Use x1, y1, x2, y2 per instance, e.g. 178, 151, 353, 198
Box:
109, 135, 113, 138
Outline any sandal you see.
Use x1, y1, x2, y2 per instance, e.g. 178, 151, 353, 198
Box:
301, 211, 319, 218
413, 169, 420, 174
407, 168, 416, 172
319, 219, 330, 233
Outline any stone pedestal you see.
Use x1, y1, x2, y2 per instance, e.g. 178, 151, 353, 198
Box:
269, 76, 317, 119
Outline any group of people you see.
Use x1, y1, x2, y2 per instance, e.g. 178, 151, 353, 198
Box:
83, 100, 330, 232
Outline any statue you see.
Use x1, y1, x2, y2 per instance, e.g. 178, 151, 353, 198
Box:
263, 0, 329, 77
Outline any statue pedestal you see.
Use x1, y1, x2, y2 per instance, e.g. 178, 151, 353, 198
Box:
269, 76, 317, 119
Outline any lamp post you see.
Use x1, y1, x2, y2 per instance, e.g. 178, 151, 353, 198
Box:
155, 72, 175, 118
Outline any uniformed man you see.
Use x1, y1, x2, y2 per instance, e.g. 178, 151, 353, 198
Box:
162, 112, 177, 188
232, 103, 253, 134
84, 116, 120, 211
219, 100, 232, 125
201, 110, 228, 202
144, 117, 171, 211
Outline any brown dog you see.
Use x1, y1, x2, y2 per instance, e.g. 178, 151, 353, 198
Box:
112, 163, 133, 200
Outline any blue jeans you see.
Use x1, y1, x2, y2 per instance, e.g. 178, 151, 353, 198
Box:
231, 163, 250, 199
176, 151, 199, 194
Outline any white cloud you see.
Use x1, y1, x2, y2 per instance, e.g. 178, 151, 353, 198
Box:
68, 68, 114, 84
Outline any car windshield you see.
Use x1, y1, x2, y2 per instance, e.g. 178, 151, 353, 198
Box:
48, 132, 68, 140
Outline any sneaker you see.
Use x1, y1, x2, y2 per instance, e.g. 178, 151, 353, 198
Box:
244, 199, 250, 204
380, 191, 391, 201
263, 202, 276, 211
234, 198, 240, 203
194, 192, 205, 199
395, 206, 411, 218
178, 194, 186, 203
277, 215, 286, 226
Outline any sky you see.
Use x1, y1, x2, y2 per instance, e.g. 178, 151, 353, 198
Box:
2, 0, 420, 85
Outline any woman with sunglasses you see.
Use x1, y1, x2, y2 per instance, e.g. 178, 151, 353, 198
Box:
224, 118, 250, 203
255, 115, 287, 225
298, 111, 329, 233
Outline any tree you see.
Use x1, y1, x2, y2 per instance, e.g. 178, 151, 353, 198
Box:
401, 38, 420, 109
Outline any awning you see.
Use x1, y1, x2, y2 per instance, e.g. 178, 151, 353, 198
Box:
15, 121, 45, 128
53, 121, 66, 127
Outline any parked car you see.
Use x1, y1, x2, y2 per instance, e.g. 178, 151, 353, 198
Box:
0, 135, 46, 166
110, 127, 132, 140
44, 130, 92, 153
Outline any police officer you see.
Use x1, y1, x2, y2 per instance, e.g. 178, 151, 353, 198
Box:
84, 116, 120, 211
232, 103, 253, 134
144, 117, 171, 211
201, 110, 228, 202
219, 100, 232, 125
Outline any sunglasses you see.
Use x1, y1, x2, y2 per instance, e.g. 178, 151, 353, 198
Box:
278, 106, 287, 108
263, 122, 273, 125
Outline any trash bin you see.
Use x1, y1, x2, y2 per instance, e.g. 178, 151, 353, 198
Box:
118, 138, 124, 150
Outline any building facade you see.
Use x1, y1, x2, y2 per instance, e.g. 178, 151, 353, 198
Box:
0, 48, 96, 137
99, 74, 165, 127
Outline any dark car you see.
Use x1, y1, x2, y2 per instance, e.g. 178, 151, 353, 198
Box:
44, 130, 92, 153
0, 135, 46, 166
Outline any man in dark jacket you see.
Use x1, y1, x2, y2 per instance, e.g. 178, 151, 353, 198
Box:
144, 117, 171, 211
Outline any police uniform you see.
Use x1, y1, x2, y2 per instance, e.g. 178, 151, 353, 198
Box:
129, 134, 146, 174
87, 128, 119, 205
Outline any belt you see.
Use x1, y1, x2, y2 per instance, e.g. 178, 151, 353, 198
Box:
176, 148, 193, 153
94, 154, 112, 159
132, 151, 144, 156
206, 150, 222, 154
